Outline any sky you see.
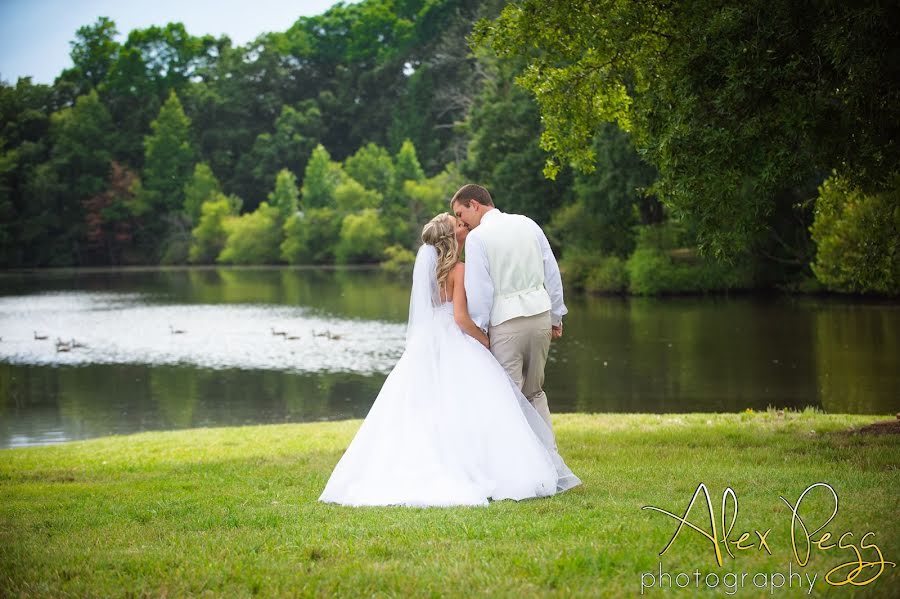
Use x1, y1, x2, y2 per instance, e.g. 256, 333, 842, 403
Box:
0, 0, 351, 84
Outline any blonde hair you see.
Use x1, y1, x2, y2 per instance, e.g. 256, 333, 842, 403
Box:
421, 213, 458, 301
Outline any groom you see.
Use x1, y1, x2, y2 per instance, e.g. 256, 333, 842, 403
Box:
451, 184, 567, 443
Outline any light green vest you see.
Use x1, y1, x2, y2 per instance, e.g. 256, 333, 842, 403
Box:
479, 212, 552, 326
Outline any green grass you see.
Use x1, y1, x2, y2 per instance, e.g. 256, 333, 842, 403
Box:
1, 408, 898, 598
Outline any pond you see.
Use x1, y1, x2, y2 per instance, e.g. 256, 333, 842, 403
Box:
1, 267, 897, 448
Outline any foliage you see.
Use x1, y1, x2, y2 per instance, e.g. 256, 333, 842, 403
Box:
189, 194, 236, 264
476, 0, 900, 257
558, 250, 629, 294
462, 52, 570, 225
183, 162, 221, 223
380, 244, 417, 276
402, 163, 467, 234
585, 256, 629, 294
300, 145, 345, 210
82, 161, 139, 265
281, 207, 342, 265
139, 90, 195, 215
335, 208, 388, 264
332, 178, 383, 213
343, 143, 395, 199
625, 224, 755, 295
393, 139, 425, 190
810, 174, 900, 294
233, 102, 322, 212
218, 202, 282, 265
33, 90, 115, 264
268, 169, 300, 223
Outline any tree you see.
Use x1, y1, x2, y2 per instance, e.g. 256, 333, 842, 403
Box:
810, 174, 899, 294
402, 163, 466, 239
217, 202, 282, 264
140, 90, 195, 215
476, 0, 900, 257
82, 161, 139, 265
62, 17, 120, 93
0, 138, 18, 264
335, 208, 388, 263
463, 53, 570, 225
40, 90, 115, 264
344, 142, 395, 199
232, 101, 323, 211
268, 169, 300, 223
281, 207, 342, 264
557, 123, 661, 257
301, 144, 345, 209
189, 193, 236, 264
183, 162, 221, 223
332, 178, 382, 213
394, 138, 425, 190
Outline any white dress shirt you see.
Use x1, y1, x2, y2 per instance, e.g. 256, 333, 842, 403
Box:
464, 209, 568, 331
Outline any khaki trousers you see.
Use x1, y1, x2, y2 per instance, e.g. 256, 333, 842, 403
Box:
489, 310, 556, 445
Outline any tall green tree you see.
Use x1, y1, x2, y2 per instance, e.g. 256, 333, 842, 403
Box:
61, 17, 120, 94
232, 101, 323, 212
183, 162, 221, 223
140, 90, 195, 215
335, 208, 388, 264
394, 138, 425, 190
268, 169, 300, 223
344, 142, 395, 199
554, 123, 660, 258
189, 193, 236, 264
301, 144, 345, 209
463, 54, 570, 225
39, 90, 115, 264
477, 0, 900, 257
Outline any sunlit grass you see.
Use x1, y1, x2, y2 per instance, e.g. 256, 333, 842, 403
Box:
1, 409, 898, 597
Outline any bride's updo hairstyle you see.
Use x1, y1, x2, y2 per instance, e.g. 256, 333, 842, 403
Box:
421, 212, 459, 300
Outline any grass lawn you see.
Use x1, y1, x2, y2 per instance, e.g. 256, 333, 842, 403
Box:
1, 408, 898, 598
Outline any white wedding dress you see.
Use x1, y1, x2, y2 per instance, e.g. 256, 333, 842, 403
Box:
318, 244, 581, 507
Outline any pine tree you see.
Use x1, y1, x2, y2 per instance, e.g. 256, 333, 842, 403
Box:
183, 163, 221, 223
141, 90, 195, 215
268, 169, 299, 223
301, 144, 344, 209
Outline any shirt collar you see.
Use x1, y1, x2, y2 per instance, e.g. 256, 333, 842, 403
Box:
480, 208, 501, 223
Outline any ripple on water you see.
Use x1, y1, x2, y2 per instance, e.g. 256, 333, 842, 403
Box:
0, 291, 406, 374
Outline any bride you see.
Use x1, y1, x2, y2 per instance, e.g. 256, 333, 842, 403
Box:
318, 213, 581, 507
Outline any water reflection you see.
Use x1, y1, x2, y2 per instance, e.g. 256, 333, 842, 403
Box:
0, 267, 897, 448
0, 363, 383, 448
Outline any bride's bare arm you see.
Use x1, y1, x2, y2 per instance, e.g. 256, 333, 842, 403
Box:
452, 263, 490, 349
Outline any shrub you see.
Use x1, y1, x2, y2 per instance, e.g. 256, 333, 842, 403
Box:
335, 209, 388, 264
810, 173, 899, 294
281, 207, 342, 264
625, 223, 754, 295
189, 195, 234, 264
380, 244, 416, 276
217, 202, 282, 264
585, 256, 628, 293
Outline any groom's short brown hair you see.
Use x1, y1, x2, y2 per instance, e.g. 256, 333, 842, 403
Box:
450, 184, 494, 208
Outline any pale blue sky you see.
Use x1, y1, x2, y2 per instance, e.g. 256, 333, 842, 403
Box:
0, 0, 353, 84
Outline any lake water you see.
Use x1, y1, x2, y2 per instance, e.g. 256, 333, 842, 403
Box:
1, 267, 897, 448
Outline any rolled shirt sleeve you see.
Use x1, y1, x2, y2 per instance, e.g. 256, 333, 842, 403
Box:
463, 232, 493, 332
529, 218, 568, 327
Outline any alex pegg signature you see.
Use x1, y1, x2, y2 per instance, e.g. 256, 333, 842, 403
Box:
641, 482, 896, 587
